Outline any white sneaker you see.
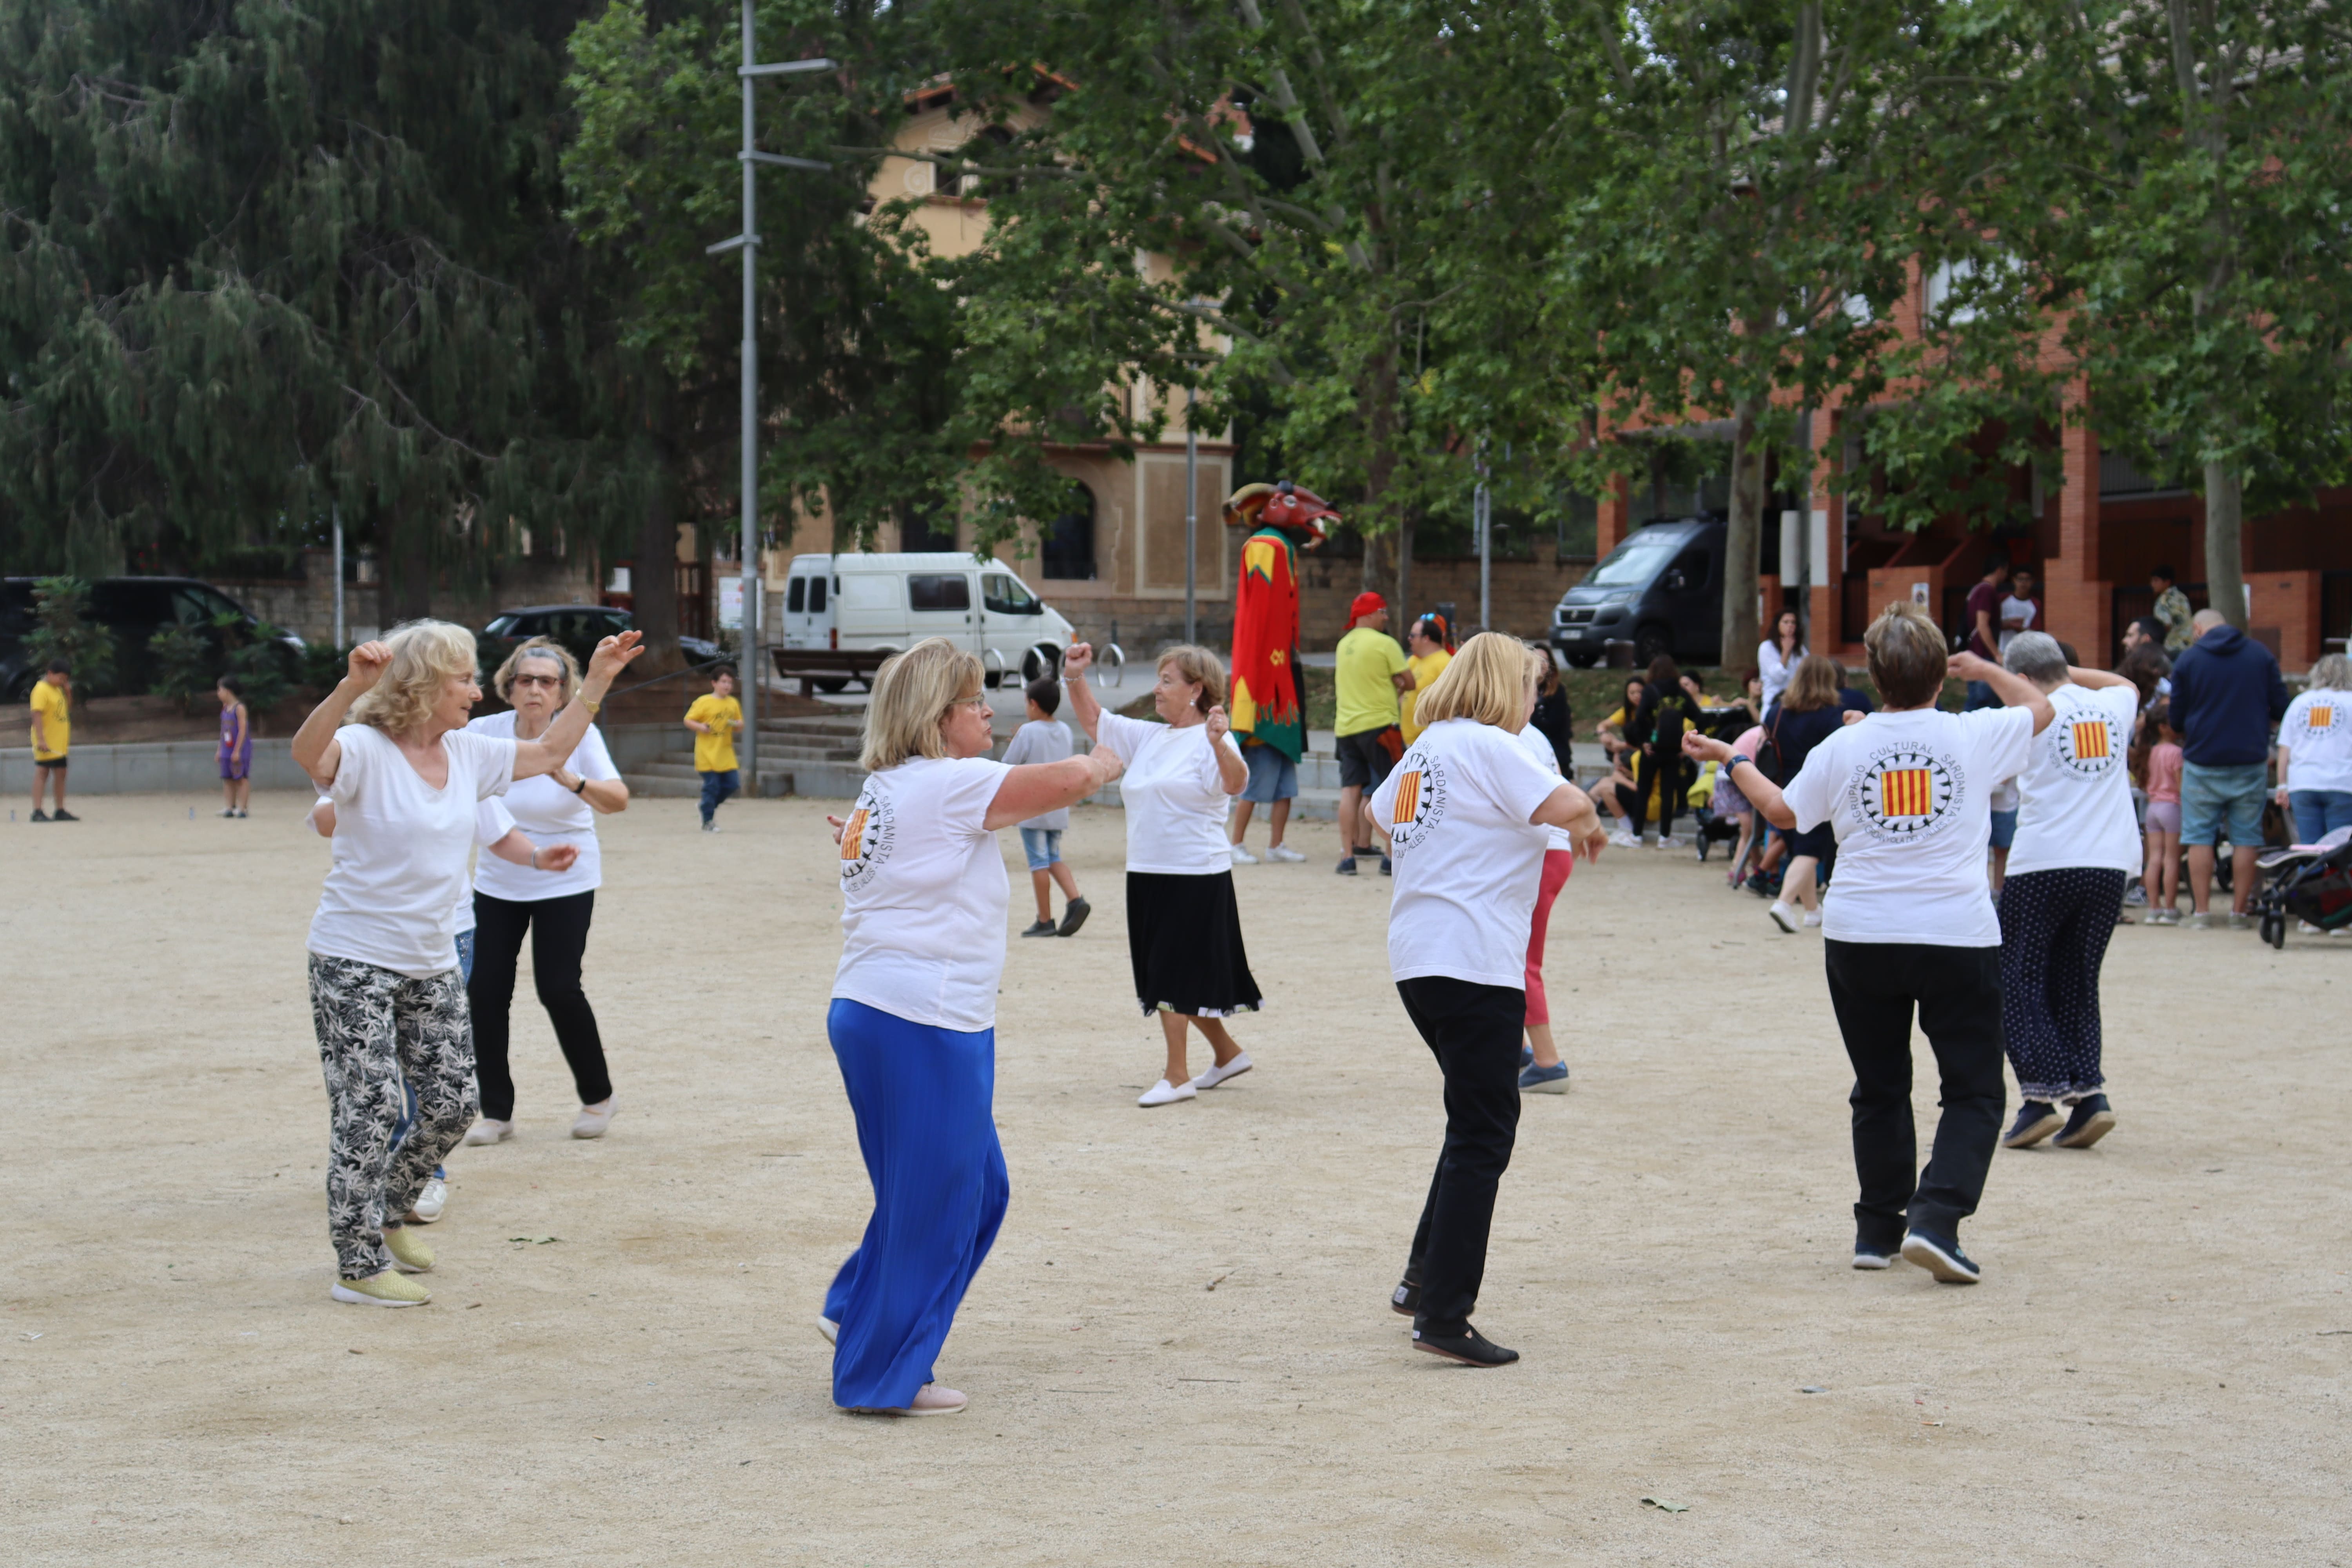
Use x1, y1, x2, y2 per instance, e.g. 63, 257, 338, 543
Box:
1190, 1052, 1254, 1090
2299, 919, 2323, 935
1802, 910, 1823, 929
1265, 843, 1306, 863
1230, 842, 1260, 864
572, 1098, 617, 1139
407, 1175, 448, 1223
1769, 901, 1798, 933
1137, 1077, 1198, 1108
817, 1316, 839, 1345
462, 1118, 513, 1146
1609, 831, 1642, 849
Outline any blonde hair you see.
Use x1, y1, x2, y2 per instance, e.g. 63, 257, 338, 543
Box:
349, 620, 479, 738
861, 637, 984, 771
1155, 644, 1228, 715
1782, 652, 1842, 713
1416, 632, 1535, 728
494, 636, 579, 705
1864, 601, 1949, 708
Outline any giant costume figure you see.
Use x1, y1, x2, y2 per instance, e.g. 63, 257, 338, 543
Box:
1223, 480, 1337, 765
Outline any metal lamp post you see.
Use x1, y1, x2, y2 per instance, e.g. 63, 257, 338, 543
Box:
1184, 385, 1198, 644
704, 7, 832, 796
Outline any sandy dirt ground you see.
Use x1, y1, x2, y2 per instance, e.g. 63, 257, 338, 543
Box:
5, 790, 2348, 1566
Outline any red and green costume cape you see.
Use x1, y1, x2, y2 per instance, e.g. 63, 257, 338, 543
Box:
1230, 526, 1306, 763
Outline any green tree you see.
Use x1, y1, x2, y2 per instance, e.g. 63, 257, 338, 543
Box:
0, 0, 633, 621
24, 577, 117, 698
1996, 0, 2352, 630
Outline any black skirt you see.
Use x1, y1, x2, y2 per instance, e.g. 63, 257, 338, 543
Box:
1126, 870, 1263, 1018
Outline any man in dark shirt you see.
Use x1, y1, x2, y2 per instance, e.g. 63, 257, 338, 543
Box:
2170, 608, 2290, 927
1962, 556, 2008, 710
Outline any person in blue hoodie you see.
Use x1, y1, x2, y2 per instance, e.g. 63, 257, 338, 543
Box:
2167, 608, 2289, 928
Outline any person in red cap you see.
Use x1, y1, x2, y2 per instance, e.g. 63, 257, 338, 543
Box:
1333, 591, 1415, 875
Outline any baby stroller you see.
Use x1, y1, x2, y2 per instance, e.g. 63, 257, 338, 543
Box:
2252, 826, 2352, 949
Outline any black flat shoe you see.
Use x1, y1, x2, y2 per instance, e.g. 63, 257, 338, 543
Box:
2002, 1100, 2063, 1149
1019, 920, 1058, 938
1057, 896, 1091, 937
2053, 1094, 2116, 1149
1390, 1277, 1420, 1316
1412, 1323, 1519, 1366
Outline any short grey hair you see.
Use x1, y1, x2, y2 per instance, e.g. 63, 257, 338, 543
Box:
2307, 653, 2352, 692
2004, 631, 2070, 690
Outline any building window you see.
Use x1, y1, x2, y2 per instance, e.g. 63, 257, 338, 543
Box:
902, 502, 958, 553
1044, 483, 1097, 580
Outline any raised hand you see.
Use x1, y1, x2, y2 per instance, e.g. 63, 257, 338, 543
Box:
1682, 730, 1731, 764
1947, 650, 1997, 684
586, 630, 647, 687
1205, 703, 1230, 741
345, 641, 392, 691
1062, 642, 1093, 676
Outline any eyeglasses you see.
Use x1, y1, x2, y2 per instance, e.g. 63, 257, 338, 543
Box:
510, 674, 564, 689
950, 695, 990, 714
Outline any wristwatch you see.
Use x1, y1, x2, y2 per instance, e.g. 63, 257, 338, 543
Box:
569, 775, 588, 795
1729, 754, 1753, 773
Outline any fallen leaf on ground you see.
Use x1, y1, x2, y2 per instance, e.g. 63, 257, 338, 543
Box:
1641, 1497, 1690, 1514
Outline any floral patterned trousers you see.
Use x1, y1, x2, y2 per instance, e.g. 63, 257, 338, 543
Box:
308, 954, 478, 1279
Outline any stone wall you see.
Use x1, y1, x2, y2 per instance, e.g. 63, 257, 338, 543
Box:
211, 549, 602, 647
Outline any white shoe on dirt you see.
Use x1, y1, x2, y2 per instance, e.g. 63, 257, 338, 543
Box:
1802, 910, 1823, 928
1190, 1053, 1254, 1091
572, 1099, 617, 1139
1655, 834, 1685, 849
1230, 842, 1260, 864
1265, 843, 1306, 863
462, 1118, 513, 1146
407, 1175, 447, 1223
1609, 831, 1642, 849
1137, 1077, 1198, 1108
1769, 901, 1798, 933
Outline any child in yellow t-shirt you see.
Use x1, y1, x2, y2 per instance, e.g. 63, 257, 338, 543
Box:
28, 659, 76, 822
683, 666, 744, 832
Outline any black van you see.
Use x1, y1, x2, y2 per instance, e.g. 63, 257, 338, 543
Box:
1548, 518, 1726, 667
0, 577, 301, 700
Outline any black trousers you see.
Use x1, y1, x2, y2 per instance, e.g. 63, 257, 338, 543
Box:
470, 889, 611, 1121
1997, 867, 2126, 1102
1613, 746, 1684, 834
1822, 940, 2005, 1249
1397, 975, 1525, 1335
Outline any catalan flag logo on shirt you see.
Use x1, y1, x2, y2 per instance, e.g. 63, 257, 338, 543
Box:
2071, 719, 2112, 760
1878, 768, 1935, 818
1392, 770, 1423, 824
2312, 705, 2334, 730
838, 808, 869, 862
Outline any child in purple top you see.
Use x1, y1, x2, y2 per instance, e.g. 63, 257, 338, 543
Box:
216, 675, 252, 817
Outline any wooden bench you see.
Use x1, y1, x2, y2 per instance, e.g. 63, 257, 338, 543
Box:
771, 646, 894, 696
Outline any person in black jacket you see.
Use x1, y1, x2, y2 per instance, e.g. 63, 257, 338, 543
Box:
1614, 655, 1702, 848
1528, 659, 1575, 774
2168, 609, 2290, 926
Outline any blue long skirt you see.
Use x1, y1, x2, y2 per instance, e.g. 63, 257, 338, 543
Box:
823, 997, 1009, 1411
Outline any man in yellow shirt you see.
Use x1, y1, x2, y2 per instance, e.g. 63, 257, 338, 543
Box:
1333, 592, 1414, 875
683, 665, 744, 832
1399, 613, 1453, 744
28, 659, 78, 822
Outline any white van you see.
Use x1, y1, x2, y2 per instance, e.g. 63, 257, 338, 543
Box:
780, 552, 1076, 686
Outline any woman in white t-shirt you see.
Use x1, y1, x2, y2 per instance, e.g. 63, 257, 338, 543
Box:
460, 639, 632, 1146
823, 638, 1122, 1417
1368, 633, 1605, 1368
1758, 608, 1806, 713
1063, 641, 1258, 1108
2275, 654, 2352, 844
290, 619, 642, 1308
1683, 603, 2051, 1287
1990, 633, 2143, 1154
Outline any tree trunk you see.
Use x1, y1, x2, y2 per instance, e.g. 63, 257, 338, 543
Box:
1393, 509, 1414, 626
2203, 460, 2247, 630
1720, 397, 1769, 668
1359, 346, 1400, 594
630, 453, 685, 674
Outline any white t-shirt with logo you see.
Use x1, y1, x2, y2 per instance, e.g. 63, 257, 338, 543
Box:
1997, 594, 2039, 652
1514, 722, 1576, 853
308, 725, 517, 977
466, 709, 619, 902
1093, 711, 1236, 876
1782, 706, 2035, 947
2005, 683, 2144, 877
1371, 717, 1563, 988
833, 755, 1014, 1033
2279, 688, 2352, 794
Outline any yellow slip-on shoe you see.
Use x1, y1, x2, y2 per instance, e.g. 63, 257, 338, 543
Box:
383, 1226, 435, 1274
331, 1271, 431, 1307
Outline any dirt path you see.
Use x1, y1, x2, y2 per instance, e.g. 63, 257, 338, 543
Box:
5, 792, 2347, 1564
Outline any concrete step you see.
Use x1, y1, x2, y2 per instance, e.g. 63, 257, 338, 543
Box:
621, 773, 704, 797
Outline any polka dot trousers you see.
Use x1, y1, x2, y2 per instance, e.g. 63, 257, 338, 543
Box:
1997, 866, 2128, 1103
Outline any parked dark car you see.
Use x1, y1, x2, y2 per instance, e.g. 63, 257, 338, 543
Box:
1548, 517, 1725, 667
1, 576, 302, 701
482, 604, 722, 673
